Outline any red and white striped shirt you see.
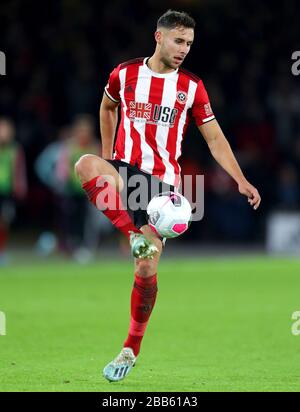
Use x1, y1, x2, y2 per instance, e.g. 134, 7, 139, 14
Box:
104, 57, 215, 187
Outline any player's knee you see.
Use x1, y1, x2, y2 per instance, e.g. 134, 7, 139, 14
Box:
74, 153, 94, 176
74, 154, 101, 182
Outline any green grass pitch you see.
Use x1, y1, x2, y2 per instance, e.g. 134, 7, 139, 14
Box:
1, 256, 300, 392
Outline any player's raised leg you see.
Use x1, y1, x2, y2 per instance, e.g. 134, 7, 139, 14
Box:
75, 155, 159, 258
75, 154, 123, 190
75, 154, 139, 239
103, 232, 162, 382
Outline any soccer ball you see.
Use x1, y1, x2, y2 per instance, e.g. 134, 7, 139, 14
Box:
147, 191, 192, 238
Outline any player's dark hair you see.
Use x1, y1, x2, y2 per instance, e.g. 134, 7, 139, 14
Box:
157, 10, 195, 30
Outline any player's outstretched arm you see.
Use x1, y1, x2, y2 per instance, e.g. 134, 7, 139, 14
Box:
198, 119, 261, 210
99, 93, 119, 160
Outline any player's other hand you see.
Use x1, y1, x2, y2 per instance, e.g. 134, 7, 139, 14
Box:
238, 180, 261, 210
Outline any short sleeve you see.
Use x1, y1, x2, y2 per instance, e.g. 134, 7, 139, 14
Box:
191, 80, 215, 126
104, 65, 121, 103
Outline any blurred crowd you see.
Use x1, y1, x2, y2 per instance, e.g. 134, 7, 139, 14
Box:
0, 0, 300, 260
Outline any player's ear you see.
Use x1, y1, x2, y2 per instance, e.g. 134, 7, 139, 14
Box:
155, 30, 162, 44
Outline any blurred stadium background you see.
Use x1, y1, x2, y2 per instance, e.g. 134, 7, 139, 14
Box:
1, 0, 300, 392
1, 0, 300, 260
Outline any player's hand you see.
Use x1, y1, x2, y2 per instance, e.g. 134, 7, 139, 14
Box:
238, 180, 261, 210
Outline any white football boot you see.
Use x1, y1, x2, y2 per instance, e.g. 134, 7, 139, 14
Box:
129, 232, 159, 259
103, 347, 136, 382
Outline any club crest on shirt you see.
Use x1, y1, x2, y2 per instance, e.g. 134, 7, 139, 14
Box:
176, 91, 187, 104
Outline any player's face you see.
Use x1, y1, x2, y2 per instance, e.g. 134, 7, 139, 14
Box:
158, 26, 194, 69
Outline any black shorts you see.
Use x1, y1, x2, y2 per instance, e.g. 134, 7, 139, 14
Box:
107, 160, 175, 229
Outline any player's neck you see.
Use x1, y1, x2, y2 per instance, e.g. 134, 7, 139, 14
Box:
147, 55, 175, 74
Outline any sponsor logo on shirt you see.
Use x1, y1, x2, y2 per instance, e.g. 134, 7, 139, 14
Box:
130, 102, 152, 119
129, 101, 178, 127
